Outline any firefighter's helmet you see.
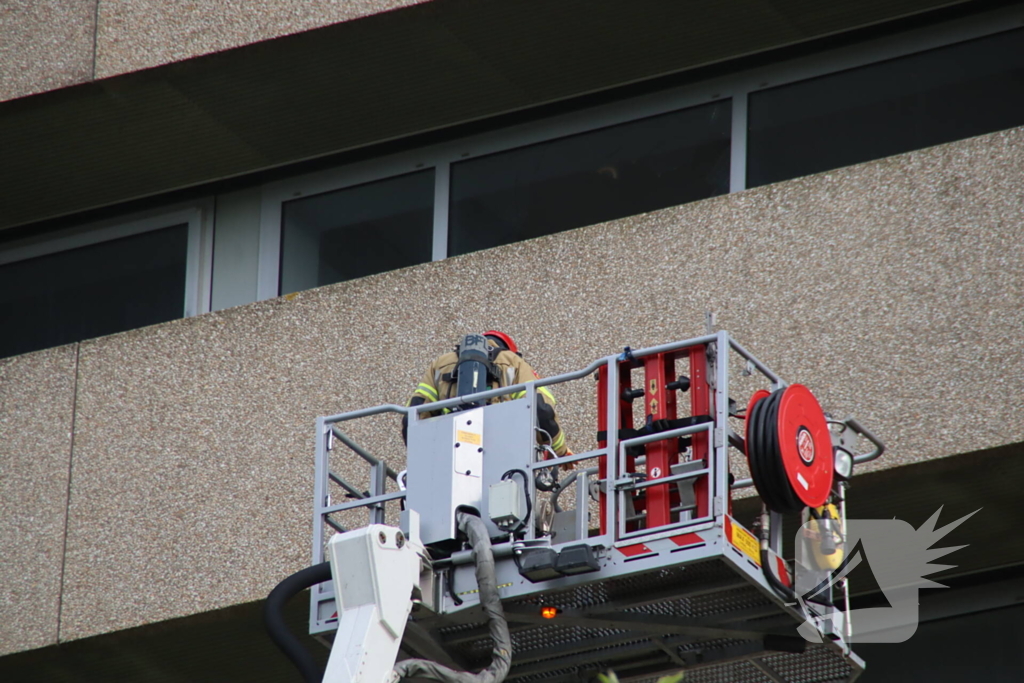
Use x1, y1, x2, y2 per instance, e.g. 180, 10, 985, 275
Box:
483, 330, 518, 355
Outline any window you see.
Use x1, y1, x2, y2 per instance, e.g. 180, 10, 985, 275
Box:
0, 205, 211, 359
277, 170, 435, 295
747, 27, 1024, 188
448, 101, 732, 256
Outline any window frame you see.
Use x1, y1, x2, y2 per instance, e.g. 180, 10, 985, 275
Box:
0, 200, 214, 321
258, 155, 440, 301
256, 81, 734, 300
253, 4, 1022, 301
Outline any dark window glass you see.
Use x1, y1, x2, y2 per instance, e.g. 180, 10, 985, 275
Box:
449, 101, 732, 256
0, 225, 189, 359
748, 28, 1024, 188
280, 170, 434, 295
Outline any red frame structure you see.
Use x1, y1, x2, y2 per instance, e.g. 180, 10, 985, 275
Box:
596, 343, 714, 534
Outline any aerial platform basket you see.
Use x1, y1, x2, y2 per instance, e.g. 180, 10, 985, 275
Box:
309, 331, 884, 683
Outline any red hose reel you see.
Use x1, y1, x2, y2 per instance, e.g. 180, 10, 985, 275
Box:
745, 384, 833, 513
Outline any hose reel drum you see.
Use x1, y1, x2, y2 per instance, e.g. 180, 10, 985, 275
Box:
745, 384, 835, 513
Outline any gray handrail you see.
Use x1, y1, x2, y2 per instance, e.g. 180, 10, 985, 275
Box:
323, 332, 726, 425
843, 417, 886, 464
329, 470, 367, 499
331, 426, 399, 481
625, 334, 719, 359
617, 422, 713, 450
727, 338, 784, 386
323, 403, 407, 423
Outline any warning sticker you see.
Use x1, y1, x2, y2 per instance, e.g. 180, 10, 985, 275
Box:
456, 430, 482, 446
726, 517, 761, 566
797, 426, 815, 464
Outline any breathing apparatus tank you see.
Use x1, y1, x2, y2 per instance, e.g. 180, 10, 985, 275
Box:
452, 334, 499, 409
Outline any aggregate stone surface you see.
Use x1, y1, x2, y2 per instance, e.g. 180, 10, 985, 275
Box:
0, 344, 78, 655
94, 0, 429, 79
0, 0, 97, 102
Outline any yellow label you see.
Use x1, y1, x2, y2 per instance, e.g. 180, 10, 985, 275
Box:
649, 379, 657, 394
456, 430, 482, 446
729, 519, 761, 566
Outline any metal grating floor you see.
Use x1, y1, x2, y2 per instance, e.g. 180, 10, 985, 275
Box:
676, 646, 857, 683
417, 559, 861, 683
502, 561, 741, 613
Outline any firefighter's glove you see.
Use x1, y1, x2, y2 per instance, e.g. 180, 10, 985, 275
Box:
561, 450, 576, 472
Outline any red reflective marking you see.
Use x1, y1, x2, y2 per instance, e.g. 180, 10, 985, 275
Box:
670, 533, 704, 547
776, 556, 792, 587
618, 543, 654, 557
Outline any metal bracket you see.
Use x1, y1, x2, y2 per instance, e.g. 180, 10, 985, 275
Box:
670, 460, 704, 512
727, 427, 745, 452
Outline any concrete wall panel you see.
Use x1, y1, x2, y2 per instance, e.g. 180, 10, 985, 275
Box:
0, 0, 97, 102
57, 125, 1023, 640
0, 344, 78, 655
94, 0, 427, 79
57, 285, 450, 640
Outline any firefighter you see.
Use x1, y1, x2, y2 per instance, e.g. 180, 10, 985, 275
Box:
402, 331, 570, 459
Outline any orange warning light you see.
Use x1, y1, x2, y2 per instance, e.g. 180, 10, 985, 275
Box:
540, 606, 558, 619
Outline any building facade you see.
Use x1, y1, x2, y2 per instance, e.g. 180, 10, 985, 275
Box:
1, 1, 1023, 680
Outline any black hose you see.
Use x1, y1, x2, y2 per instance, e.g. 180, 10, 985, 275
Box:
551, 470, 579, 514
501, 469, 532, 534
446, 565, 464, 606
393, 512, 512, 683
757, 509, 797, 605
748, 389, 802, 513
760, 547, 797, 603
263, 561, 331, 683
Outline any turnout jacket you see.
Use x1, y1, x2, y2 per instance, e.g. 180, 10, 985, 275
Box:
408, 348, 568, 456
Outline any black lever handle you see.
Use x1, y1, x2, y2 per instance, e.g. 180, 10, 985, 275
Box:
666, 375, 690, 392
621, 388, 645, 402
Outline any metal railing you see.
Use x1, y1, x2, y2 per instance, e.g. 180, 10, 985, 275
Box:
311, 331, 786, 556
